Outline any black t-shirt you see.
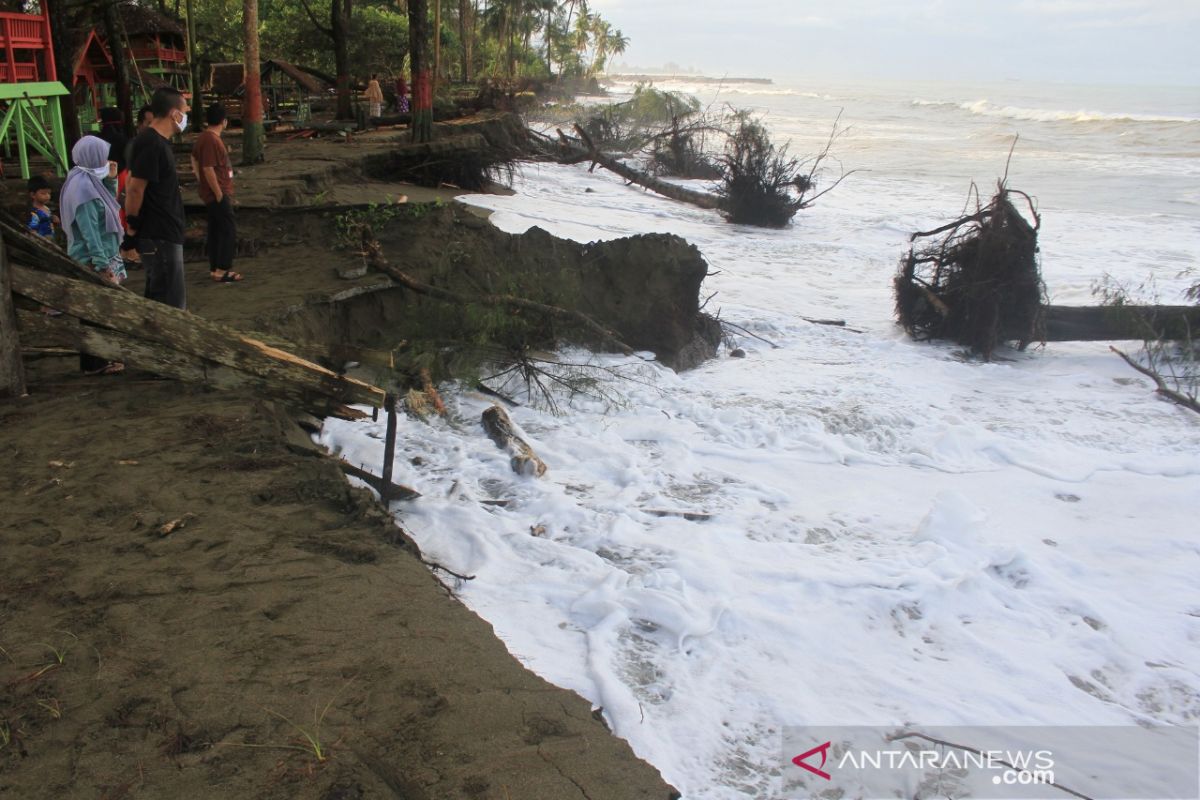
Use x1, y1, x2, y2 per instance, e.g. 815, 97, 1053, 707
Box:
129, 128, 185, 245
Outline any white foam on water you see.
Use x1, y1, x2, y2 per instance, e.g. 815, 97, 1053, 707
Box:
321, 83, 1200, 798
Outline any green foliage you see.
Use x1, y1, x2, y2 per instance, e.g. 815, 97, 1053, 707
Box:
719, 112, 809, 227
332, 200, 421, 249
1094, 272, 1200, 406
186, 0, 627, 86
579, 84, 700, 150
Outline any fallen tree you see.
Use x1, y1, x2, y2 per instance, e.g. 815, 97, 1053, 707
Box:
557, 124, 721, 211
547, 110, 850, 228
1, 213, 384, 419
895, 183, 1044, 359
895, 182, 1200, 361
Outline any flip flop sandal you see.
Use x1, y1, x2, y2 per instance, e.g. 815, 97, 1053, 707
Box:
214, 271, 244, 283
84, 362, 125, 377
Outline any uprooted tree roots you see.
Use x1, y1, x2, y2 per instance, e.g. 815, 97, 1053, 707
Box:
895, 184, 1045, 359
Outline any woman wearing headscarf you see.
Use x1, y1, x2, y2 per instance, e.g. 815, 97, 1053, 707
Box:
364, 73, 384, 118
60, 135, 126, 375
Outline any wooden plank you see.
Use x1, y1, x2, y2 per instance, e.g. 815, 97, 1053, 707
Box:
1, 216, 109, 286
9, 265, 385, 409
15, 307, 80, 348
338, 460, 421, 501
0, 238, 27, 398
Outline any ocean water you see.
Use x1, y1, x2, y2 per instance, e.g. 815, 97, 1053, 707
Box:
322, 80, 1200, 798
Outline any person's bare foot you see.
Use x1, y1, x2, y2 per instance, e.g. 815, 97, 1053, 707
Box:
212, 270, 244, 283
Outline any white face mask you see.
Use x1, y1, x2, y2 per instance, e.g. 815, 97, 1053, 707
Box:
88, 165, 110, 178
176, 111, 189, 133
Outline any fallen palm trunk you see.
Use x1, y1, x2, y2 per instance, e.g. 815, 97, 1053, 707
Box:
482, 404, 547, 477
556, 125, 721, 211
897, 189, 1200, 354
2, 213, 384, 419
1027, 305, 1200, 342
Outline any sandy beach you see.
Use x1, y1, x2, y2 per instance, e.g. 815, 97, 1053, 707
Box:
0, 122, 679, 800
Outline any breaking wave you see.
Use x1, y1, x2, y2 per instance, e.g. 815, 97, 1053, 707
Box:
913, 98, 1199, 124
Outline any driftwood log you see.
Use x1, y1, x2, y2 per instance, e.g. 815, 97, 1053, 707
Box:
482, 404, 547, 477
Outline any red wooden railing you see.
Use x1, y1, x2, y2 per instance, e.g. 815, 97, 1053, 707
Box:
0, 9, 56, 83
130, 45, 188, 63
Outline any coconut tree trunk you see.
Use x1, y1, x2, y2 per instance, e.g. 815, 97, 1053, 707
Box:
185, 0, 203, 126
102, 0, 134, 137
433, 0, 441, 92
332, 0, 353, 119
46, 0, 82, 148
409, 0, 433, 142
242, 0, 265, 163
458, 0, 472, 81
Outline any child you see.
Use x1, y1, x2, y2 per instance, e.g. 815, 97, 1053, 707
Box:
27, 175, 58, 237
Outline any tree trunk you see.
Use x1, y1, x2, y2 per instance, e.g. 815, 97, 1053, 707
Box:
102, 0, 134, 137
45, 0, 82, 148
185, 0, 204, 128
1031, 305, 1200, 343
9, 265, 385, 417
544, 7, 552, 77
457, 0, 471, 82
561, 124, 722, 211
433, 0, 441, 92
242, 0, 265, 163
332, 0, 353, 119
408, 0, 433, 142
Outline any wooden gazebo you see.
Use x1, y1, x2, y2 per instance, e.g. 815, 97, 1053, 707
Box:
0, 6, 68, 178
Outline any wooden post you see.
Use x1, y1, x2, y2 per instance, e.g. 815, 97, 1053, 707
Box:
380, 393, 398, 503
0, 239, 28, 399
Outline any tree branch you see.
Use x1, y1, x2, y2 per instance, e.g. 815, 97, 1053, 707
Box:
298, 0, 334, 38
1111, 346, 1200, 415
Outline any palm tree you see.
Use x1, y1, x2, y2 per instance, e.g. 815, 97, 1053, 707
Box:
243, 0, 264, 162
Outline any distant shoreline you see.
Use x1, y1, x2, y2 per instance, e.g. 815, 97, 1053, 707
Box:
604, 73, 774, 85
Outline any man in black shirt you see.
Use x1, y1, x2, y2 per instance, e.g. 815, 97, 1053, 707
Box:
126, 88, 190, 309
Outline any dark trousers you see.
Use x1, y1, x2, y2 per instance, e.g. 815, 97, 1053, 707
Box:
138, 239, 186, 310
206, 196, 236, 271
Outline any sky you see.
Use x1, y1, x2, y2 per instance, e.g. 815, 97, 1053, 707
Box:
590, 0, 1200, 87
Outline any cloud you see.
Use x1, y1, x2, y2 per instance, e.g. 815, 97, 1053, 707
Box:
586, 0, 1200, 84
